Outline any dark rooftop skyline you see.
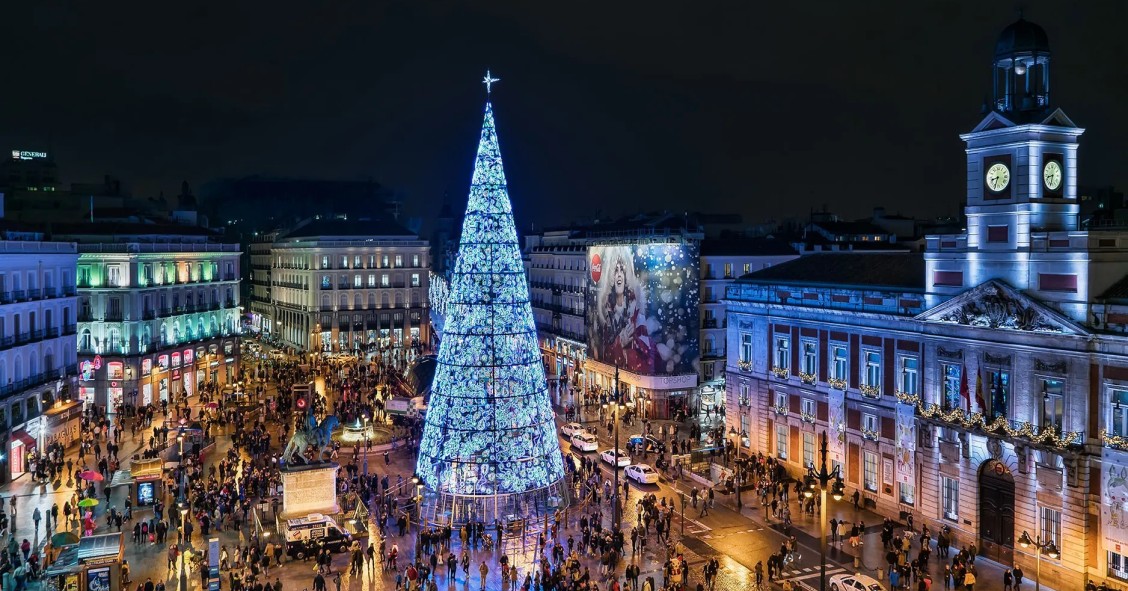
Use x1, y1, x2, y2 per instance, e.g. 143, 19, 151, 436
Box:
2, 2, 1125, 233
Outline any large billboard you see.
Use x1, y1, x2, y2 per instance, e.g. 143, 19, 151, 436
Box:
586, 243, 700, 375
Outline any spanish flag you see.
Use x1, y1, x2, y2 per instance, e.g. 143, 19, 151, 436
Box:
974, 370, 986, 414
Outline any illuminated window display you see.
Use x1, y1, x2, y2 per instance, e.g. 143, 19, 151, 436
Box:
416, 96, 565, 499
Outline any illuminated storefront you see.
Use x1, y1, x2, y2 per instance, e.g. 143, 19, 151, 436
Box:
78, 338, 239, 411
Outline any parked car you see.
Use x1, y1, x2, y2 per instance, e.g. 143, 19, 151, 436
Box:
624, 464, 659, 484
600, 448, 631, 468
829, 573, 886, 591
570, 432, 598, 452
560, 422, 585, 438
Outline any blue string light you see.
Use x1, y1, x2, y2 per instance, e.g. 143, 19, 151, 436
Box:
416, 100, 565, 496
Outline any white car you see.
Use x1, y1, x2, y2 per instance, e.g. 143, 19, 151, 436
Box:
560, 423, 585, 438
570, 432, 598, 452
600, 448, 631, 468
624, 464, 659, 484
829, 573, 886, 591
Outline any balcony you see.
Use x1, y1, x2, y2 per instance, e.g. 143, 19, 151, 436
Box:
63, 324, 76, 336
917, 403, 1084, 450
78, 310, 94, 322
702, 318, 719, 329
225, 299, 236, 308
224, 273, 236, 281
46, 327, 59, 338
14, 332, 30, 345
209, 302, 220, 311
142, 309, 156, 320
160, 308, 172, 317
27, 289, 41, 300
0, 370, 69, 398
12, 290, 26, 301
0, 293, 10, 304
104, 311, 124, 322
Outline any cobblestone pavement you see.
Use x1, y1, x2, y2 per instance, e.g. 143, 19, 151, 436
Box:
8, 348, 1063, 591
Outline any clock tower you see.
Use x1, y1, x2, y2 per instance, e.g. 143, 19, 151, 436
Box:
925, 17, 1109, 323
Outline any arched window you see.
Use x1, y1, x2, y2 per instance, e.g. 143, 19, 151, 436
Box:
80, 329, 92, 351
321, 295, 331, 309
354, 294, 362, 310
368, 294, 376, 308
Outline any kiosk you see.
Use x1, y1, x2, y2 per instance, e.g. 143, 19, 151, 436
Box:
43, 533, 124, 591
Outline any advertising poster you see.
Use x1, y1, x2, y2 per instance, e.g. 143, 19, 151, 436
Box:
158, 355, 169, 371
86, 568, 110, 591
1102, 448, 1128, 547
585, 243, 700, 375
137, 481, 155, 505
828, 388, 846, 465
895, 402, 917, 485
141, 358, 152, 376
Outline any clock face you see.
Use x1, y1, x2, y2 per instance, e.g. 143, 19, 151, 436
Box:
985, 162, 1010, 193
1043, 160, 1063, 191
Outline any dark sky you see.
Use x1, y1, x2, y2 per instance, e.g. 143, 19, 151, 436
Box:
3, 1, 1126, 230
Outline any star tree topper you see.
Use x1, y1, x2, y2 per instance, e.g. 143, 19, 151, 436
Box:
482, 70, 500, 95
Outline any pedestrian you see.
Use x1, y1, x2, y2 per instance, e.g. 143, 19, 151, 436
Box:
1013, 566, 1023, 589
32, 508, 41, 536
478, 561, 489, 591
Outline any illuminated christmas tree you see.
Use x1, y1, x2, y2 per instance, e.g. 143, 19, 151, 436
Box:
417, 74, 565, 502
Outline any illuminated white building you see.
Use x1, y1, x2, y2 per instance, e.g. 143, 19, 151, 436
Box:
725, 18, 1128, 588
267, 219, 430, 362
0, 237, 79, 484
66, 224, 242, 413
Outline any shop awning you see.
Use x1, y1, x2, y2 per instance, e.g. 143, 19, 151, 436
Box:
76, 532, 123, 563
11, 431, 35, 449
108, 470, 134, 489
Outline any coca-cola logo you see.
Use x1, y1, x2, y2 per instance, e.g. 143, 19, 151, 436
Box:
590, 253, 602, 283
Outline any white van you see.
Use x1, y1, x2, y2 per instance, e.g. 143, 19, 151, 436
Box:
283, 513, 351, 558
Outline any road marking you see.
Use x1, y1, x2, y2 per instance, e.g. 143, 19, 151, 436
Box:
780, 567, 848, 583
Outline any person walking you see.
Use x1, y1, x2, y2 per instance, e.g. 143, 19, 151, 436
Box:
32, 508, 41, 537
478, 561, 489, 591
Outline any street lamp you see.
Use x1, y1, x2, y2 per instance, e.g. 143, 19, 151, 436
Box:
608, 365, 623, 533
178, 501, 189, 591
1018, 530, 1060, 591
804, 432, 845, 591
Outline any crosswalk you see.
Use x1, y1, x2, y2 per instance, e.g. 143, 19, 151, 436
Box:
778, 565, 849, 584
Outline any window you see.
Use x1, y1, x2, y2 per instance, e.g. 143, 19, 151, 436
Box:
802, 432, 815, 468
353, 275, 362, 288
395, 255, 403, 268
381, 274, 389, 287
368, 274, 376, 287
743, 263, 751, 274
863, 413, 878, 434
381, 255, 389, 268
864, 351, 881, 392
107, 266, 121, 287
1041, 379, 1064, 432
321, 275, 330, 289
738, 383, 750, 407
987, 370, 1010, 420
901, 357, 919, 395
1111, 390, 1128, 438
354, 255, 362, 268
340, 256, 348, 268
368, 255, 376, 268
1109, 551, 1128, 581
411, 273, 420, 288
942, 364, 962, 410
899, 482, 915, 506
739, 415, 750, 448
832, 345, 847, 381
723, 263, 733, 278
863, 451, 878, 492
942, 477, 959, 521
740, 333, 753, 364
775, 337, 790, 370
1040, 506, 1061, 549
321, 256, 330, 269
412, 254, 420, 267
802, 341, 817, 376
801, 398, 816, 417
776, 424, 789, 460
775, 390, 787, 410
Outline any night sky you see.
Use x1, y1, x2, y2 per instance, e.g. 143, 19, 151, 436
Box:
3, 1, 1126, 230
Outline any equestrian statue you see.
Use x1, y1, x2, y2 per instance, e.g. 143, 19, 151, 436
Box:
282, 409, 339, 464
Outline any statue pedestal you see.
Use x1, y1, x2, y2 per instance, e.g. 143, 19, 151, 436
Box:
280, 463, 340, 518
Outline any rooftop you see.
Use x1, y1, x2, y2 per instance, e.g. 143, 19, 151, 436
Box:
281, 218, 418, 240
1098, 274, 1128, 302
699, 238, 797, 257
736, 252, 925, 291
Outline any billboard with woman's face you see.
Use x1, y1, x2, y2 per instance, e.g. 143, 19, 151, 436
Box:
585, 243, 700, 375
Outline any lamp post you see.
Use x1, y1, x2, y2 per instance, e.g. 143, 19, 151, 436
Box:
1018, 530, 1060, 591
803, 432, 845, 591
611, 365, 622, 533
178, 502, 189, 591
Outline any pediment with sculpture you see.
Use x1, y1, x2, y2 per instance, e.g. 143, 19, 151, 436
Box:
916, 280, 1085, 335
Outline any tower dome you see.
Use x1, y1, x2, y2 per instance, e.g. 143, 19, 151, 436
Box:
995, 18, 1050, 59
991, 17, 1052, 115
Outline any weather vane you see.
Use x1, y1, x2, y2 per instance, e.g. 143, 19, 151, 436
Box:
483, 70, 500, 95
